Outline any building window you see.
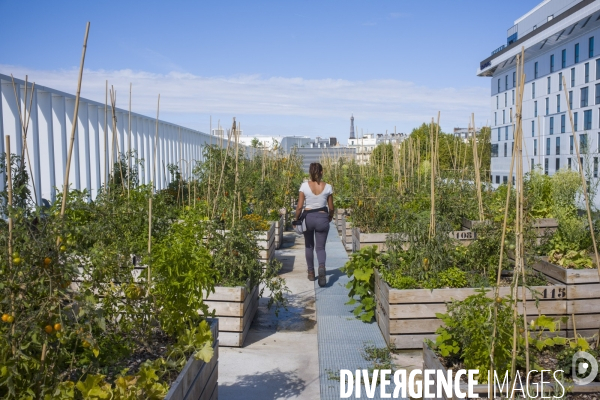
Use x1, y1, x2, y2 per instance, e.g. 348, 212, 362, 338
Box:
491, 143, 498, 157
504, 142, 507, 157
590, 36, 594, 58
532, 158, 535, 171
496, 96, 499, 109
512, 90, 515, 105
548, 76, 551, 94
596, 59, 600, 80
581, 86, 589, 107
505, 126, 509, 140
497, 128, 501, 141
503, 110, 506, 124
556, 158, 560, 171
496, 175, 500, 184
512, 142, 514, 154
505, 75, 508, 91
545, 158, 549, 175
562, 49, 567, 68
569, 91, 573, 109
574, 112, 578, 131
558, 72, 562, 90
580, 133, 588, 153
535, 62, 539, 79
545, 97, 549, 115
534, 100, 538, 117
550, 116, 554, 135
575, 43, 580, 63
568, 157, 572, 169
596, 83, 600, 104
505, 92, 508, 107
534, 139, 538, 156
584, 109, 592, 130
571, 68, 576, 87
570, 135, 574, 154
532, 120, 535, 137
513, 72, 516, 87
556, 137, 561, 155
510, 108, 513, 123
495, 112, 497, 125
598, 132, 600, 152
551, 54, 555, 73
546, 137, 551, 155
498, 79, 501, 92
557, 94, 561, 113
585, 62, 590, 83
595, 157, 599, 177
532, 82, 536, 99
561, 114, 566, 133
503, 176, 508, 184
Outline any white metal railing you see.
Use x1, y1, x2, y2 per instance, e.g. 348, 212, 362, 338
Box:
0, 73, 238, 204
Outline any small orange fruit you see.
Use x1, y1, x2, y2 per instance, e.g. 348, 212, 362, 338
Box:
54, 323, 62, 332
44, 325, 53, 334
44, 257, 52, 266
1, 314, 8, 322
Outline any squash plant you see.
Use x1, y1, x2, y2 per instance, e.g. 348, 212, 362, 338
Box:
341, 246, 383, 322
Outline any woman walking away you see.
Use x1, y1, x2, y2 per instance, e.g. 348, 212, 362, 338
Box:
294, 162, 335, 287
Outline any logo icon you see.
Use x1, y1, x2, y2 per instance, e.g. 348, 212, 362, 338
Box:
572, 351, 598, 385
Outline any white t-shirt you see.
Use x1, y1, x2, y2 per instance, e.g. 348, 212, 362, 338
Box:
299, 181, 333, 210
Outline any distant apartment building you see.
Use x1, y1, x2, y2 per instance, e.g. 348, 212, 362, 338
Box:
478, 0, 600, 184
453, 127, 481, 142
348, 132, 406, 164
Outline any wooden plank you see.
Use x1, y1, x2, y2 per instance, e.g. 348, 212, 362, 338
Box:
532, 218, 558, 228
388, 300, 565, 319
385, 283, 562, 304
567, 314, 600, 330
197, 355, 218, 400
205, 285, 246, 302
565, 268, 600, 284
532, 258, 568, 283
567, 298, 600, 314
218, 291, 258, 347
568, 283, 600, 299
205, 285, 257, 317
389, 318, 442, 334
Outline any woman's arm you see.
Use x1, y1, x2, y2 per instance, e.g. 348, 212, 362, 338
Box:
327, 194, 334, 222
295, 191, 305, 220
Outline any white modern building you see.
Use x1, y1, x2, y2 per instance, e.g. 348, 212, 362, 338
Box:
478, 0, 600, 185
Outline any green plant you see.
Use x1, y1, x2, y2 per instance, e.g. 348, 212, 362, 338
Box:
428, 290, 519, 382
152, 212, 217, 335
341, 246, 382, 322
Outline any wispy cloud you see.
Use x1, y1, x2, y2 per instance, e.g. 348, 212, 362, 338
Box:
0, 64, 490, 135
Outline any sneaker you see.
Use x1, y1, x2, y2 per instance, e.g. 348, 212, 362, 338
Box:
318, 266, 326, 287
307, 269, 316, 281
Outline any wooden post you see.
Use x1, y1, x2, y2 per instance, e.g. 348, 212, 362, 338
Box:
148, 94, 160, 293
60, 22, 90, 218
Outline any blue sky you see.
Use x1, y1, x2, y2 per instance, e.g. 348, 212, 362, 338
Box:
1, 0, 541, 141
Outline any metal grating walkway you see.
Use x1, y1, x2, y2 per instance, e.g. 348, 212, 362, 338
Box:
314, 223, 404, 400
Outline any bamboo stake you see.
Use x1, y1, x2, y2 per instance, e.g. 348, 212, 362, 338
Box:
472, 114, 484, 220
148, 94, 160, 293
127, 82, 132, 198
561, 74, 600, 279
59, 22, 90, 218
104, 81, 108, 190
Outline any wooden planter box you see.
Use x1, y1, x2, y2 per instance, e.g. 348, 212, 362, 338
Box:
336, 209, 346, 235
532, 257, 600, 338
375, 270, 566, 349
422, 342, 600, 400
340, 216, 353, 251
164, 319, 219, 400
204, 283, 259, 347
256, 222, 276, 264
274, 215, 285, 250
462, 217, 557, 238
352, 229, 476, 253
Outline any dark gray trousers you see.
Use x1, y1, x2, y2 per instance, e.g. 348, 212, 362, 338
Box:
303, 212, 330, 271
